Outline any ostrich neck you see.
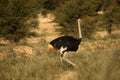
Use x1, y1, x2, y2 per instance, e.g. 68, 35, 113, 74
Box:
78, 19, 82, 39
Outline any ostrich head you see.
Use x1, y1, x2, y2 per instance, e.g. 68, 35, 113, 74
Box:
47, 44, 54, 51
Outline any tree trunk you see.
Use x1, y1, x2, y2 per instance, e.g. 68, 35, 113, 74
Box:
108, 23, 112, 35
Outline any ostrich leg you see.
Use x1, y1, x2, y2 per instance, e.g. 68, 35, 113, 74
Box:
60, 51, 76, 66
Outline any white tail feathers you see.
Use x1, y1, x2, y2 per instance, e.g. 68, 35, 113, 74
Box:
77, 19, 82, 38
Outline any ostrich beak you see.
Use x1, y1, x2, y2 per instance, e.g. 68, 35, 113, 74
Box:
47, 44, 54, 52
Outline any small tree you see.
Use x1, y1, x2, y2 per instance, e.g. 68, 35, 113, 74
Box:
0, 0, 38, 42
102, 0, 120, 34
54, 0, 102, 38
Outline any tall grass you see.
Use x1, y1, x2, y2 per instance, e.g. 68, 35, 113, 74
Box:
75, 48, 120, 80
0, 38, 120, 80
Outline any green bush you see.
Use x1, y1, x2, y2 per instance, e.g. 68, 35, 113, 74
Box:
53, 0, 120, 38
54, 0, 102, 38
97, 0, 120, 35
0, 0, 38, 42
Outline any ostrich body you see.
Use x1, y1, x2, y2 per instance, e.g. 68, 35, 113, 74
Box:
48, 19, 82, 66
49, 36, 82, 52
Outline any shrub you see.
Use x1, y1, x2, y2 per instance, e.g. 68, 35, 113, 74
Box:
0, 0, 38, 42
54, 0, 102, 38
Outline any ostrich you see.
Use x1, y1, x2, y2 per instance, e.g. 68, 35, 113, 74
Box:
48, 19, 82, 66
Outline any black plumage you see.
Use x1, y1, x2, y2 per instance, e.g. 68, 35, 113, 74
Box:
50, 36, 82, 52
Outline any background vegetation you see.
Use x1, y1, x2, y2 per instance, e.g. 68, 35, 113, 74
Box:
0, 0, 120, 41
53, 0, 120, 38
33, 0, 120, 39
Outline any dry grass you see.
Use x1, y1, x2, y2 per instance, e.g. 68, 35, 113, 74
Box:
0, 38, 120, 80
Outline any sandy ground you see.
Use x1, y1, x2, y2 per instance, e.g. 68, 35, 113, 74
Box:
37, 14, 60, 41
57, 71, 78, 80
25, 13, 61, 44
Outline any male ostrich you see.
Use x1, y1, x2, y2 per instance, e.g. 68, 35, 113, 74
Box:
48, 19, 82, 66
